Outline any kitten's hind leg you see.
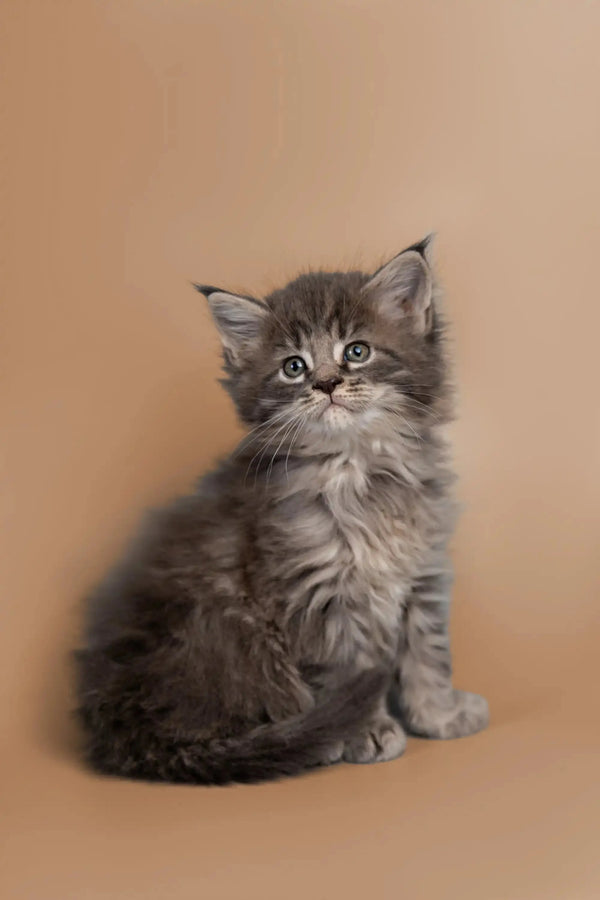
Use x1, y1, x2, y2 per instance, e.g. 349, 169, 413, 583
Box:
395, 561, 489, 740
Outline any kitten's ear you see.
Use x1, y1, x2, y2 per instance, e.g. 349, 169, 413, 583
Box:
193, 284, 267, 361
363, 235, 434, 332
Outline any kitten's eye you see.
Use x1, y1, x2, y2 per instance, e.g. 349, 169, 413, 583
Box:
343, 342, 371, 363
282, 356, 307, 378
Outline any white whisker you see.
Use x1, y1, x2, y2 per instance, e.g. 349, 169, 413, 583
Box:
266, 410, 306, 484
232, 406, 294, 457
284, 412, 309, 482
244, 415, 295, 486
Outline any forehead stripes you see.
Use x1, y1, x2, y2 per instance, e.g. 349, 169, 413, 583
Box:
264, 271, 372, 344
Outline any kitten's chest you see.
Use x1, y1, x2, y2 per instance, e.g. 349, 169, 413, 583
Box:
316, 451, 425, 591
268, 448, 430, 665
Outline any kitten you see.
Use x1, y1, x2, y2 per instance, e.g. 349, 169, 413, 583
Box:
75, 236, 489, 784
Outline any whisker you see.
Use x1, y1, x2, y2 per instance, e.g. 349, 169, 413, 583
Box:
232, 406, 294, 457
253, 417, 295, 478
395, 412, 423, 445
266, 411, 306, 484
381, 406, 425, 444
250, 408, 311, 488
399, 386, 446, 400
284, 412, 309, 482
399, 399, 442, 421
244, 415, 295, 486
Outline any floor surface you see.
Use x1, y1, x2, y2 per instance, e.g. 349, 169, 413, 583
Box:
3, 658, 598, 900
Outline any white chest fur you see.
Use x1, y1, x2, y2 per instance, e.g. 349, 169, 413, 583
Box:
274, 441, 431, 666
319, 451, 420, 595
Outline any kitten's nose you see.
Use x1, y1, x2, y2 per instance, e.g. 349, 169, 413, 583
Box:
312, 376, 343, 396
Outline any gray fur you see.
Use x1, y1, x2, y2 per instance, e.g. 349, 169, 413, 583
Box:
75, 239, 488, 785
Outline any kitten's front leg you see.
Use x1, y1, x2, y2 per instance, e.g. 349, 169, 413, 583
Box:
395, 561, 489, 739
342, 696, 407, 764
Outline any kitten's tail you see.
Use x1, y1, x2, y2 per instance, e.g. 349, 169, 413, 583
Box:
98, 667, 388, 786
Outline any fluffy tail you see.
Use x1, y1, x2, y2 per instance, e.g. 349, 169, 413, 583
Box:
89, 668, 388, 786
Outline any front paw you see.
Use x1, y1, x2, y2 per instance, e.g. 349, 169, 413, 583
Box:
343, 715, 407, 764
406, 690, 489, 740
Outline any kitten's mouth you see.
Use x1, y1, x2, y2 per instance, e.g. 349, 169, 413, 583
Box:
320, 396, 353, 415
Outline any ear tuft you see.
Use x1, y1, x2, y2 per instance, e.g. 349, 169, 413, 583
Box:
363, 240, 434, 331
194, 284, 267, 362
192, 283, 224, 297
402, 232, 435, 262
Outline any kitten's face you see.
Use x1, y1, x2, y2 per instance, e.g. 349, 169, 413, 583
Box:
197, 239, 449, 449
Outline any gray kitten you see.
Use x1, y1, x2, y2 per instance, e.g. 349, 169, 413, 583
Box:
75, 237, 489, 784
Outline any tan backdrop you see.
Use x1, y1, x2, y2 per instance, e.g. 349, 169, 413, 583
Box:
2, 1, 599, 898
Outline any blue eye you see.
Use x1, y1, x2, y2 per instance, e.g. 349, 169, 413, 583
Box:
343, 342, 370, 363
282, 356, 307, 378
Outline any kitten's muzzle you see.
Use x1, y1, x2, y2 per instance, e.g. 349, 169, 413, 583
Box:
312, 376, 343, 396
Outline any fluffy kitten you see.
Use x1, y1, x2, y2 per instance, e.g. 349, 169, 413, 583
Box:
75, 236, 489, 784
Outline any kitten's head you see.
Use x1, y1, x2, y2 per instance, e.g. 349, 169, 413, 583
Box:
195, 237, 450, 450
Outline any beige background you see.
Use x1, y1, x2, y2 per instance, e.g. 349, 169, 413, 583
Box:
2, 1, 599, 898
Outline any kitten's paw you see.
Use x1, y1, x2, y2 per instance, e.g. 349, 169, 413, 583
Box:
343, 716, 407, 764
407, 690, 489, 740
321, 740, 345, 765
